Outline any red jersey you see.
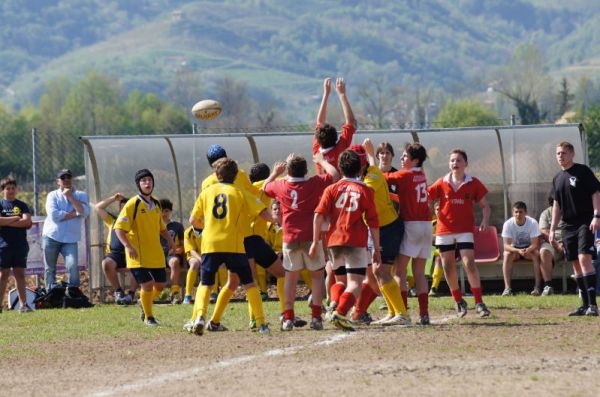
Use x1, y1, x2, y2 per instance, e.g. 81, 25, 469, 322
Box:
427, 173, 488, 235
312, 123, 356, 174
264, 174, 333, 243
315, 178, 379, 248
385, 168, 431, 221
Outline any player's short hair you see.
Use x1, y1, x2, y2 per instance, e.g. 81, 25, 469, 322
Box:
287, 155, 308, 178
159, 198, 173, 211
119, 197, 129, 206
271, 200, 280, 209
338, 149, 361, 178
214, 158, 238, 183
315, 123, 338, 149
376, 142, 394, 158
449, 148, 467, 162
512, 201, 527, 211
249, 163, 270, 183
547, 193, 554, 207
0, 176, 17, 190
207, 144, 227, 166
404, 143, 428, 167
557, 141, 574, 152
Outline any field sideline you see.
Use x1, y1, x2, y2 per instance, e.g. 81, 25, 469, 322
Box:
1, 295, 599, 396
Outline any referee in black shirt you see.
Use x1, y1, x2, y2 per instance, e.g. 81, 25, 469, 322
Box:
550, 141, 600, 316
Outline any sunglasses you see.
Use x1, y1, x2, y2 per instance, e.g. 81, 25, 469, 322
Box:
59, 175, 72, 180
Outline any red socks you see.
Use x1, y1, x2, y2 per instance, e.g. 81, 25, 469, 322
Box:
330, 282, 346, 305
417, 293, 428, 316
451, 289, 463, 303
471, 287, 483, 304
336, 292, 356, 316
354, 283, 378, 318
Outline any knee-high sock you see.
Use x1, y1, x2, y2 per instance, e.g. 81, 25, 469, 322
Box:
354, 283, 377, 318
185, 269, 198, 296
276, 277, 285, 313
140, 289, 153, 319
379, 285, 395, 316
336, 292, 356, 316
330, 282, 346, 305
191, 285, 211, 321
246, 287, 266, 326
382, 279, 408, 316
584, 273, 597, 306
431, 263, 444, 289
211, 287, 234, 323
256, 265, 268, 293
300, 269, 313, 289
417, 293, 428, 316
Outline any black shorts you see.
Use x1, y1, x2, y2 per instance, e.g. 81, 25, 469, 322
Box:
200, 253, 253, 286
105, 251, 126, 269
380, 218, 404, 264
562, 224, 597, 261
129, 268, 167, 284
436, 242, 474, 253
244, 235, 278, 269
0, 245, 29, 269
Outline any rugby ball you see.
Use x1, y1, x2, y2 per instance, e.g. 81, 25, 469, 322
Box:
191, 99, 222, 121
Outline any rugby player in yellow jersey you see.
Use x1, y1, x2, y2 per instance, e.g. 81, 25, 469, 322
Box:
185, 157, 271, 335
94, 193, 137, 304
114, 169, 175, 327
360, 139, 411, 326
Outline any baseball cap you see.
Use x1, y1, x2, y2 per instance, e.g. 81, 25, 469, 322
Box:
56, 169, 73, 178
207, 144, 227, 165
350, 145, 368, 169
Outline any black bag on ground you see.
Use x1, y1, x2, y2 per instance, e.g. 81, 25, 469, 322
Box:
63, 287, 94, 308
33, 283, 93, 309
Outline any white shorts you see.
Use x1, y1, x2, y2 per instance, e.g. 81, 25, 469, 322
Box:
435, 232, 474, 246
400, 221, 433, 259
282, 241, 325, 272
329, 246, 369, 270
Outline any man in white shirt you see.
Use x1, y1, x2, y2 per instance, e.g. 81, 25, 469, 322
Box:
501, 201, 542, 296
43, 169, 89, 292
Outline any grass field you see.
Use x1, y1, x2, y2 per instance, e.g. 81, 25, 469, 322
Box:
1, 294, 599, 396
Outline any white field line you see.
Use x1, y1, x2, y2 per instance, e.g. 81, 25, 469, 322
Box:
89, 332, 354, 397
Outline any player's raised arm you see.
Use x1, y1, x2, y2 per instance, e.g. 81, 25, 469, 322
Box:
316, 77, 331, 127
336, 77, 356, 129
362, 138, 376, 167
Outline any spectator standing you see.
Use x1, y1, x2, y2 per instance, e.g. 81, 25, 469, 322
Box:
0, 177, 33, 312
551, 142, 600, 316
42, 169, 89, 293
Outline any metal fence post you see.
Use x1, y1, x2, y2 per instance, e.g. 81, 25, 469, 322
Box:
31, 127, 40, 216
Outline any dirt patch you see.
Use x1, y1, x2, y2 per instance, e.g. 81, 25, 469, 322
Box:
2, 306, 600, 397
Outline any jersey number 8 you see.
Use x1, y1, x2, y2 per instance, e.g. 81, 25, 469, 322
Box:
212, 193, 228, 219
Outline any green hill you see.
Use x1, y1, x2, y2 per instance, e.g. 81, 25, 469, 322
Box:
3, 0, 600, 120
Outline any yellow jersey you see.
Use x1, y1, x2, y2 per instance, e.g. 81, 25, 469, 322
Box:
363, 165, 398, 227
250, 179, 271, 240
114, 195, 166, 269
190, 182, 266, 254
266, 221, 283, 252
183, 225, 202, 261
199, 168, 259, 237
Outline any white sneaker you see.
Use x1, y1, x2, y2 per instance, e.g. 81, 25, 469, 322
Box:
542, 286, 554, 296
383, 314, 412, 326
502, 288, 513, 296
280, 319, 294, 331
530, 287, 541, 296
192, 316, 205, 336
371, 314, 394, 325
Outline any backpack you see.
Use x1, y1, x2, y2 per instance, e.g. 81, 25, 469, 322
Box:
33, 282, 94, 309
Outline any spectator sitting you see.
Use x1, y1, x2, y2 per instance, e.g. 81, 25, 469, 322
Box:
538, 194, 564, 296
501, 201, 542, 296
